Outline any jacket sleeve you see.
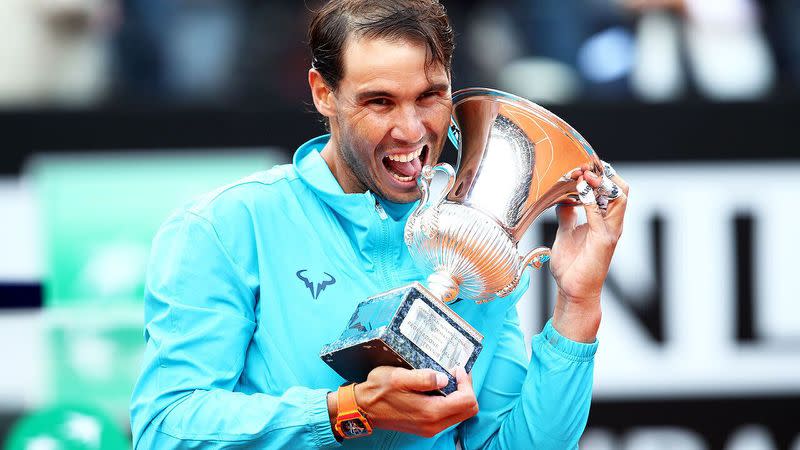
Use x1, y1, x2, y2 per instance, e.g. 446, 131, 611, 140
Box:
129, 211, 341, 449
460, 309, 597, 450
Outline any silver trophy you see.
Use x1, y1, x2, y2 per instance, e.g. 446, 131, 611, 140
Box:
321, 88, 603, 394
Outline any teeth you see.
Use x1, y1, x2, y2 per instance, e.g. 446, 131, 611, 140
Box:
390, 172, 414, 182
387, 147, 423, 163
384, 146, 424, 182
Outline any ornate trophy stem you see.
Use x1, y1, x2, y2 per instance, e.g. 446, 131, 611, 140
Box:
426, 270, 460, 304
409, 163, 460, 303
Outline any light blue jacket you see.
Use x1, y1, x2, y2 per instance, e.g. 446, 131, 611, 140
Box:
130, 135, 598, 449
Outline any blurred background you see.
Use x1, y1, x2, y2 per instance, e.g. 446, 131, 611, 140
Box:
0, 0, 798, 449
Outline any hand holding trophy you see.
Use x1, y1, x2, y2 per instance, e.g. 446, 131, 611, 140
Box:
321, 88, 623, 394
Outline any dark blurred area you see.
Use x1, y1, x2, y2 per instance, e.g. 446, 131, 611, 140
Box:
1, 1, 799, 450
3, 0, 799, 108
1, 0, 799, 174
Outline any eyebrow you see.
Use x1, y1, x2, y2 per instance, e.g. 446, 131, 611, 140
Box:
355, 82, 450, 102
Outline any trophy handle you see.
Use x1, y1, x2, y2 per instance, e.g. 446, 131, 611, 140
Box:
411, 163, 456, 219
495, 246, 551, 298
448, 116, 462, 169
521, 246, 551, 271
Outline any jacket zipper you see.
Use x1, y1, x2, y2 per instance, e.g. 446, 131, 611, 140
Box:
375, 199, 388, 220
374, 201, 393, 290
374, 200, 398, 449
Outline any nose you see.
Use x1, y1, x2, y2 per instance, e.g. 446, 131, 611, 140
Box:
390, 105, 425, 144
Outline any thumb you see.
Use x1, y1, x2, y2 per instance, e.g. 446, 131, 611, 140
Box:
397, 368, 449, 392
576, 177, 605, 233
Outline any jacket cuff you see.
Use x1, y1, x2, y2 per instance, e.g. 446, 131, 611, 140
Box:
541, 319, 598, 362
306, 389, 341, 449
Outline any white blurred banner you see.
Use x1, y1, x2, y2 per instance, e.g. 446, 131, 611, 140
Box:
517, 162, 800, 398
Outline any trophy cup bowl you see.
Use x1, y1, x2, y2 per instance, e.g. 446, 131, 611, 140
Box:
406, 87, 603, 304
321, 88, 603, 394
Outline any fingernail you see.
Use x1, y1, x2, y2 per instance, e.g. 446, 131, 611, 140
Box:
585, 171, 598, 180
435, 372, 448, 387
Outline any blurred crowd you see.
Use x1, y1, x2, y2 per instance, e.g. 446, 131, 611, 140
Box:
1, 0, 799, 107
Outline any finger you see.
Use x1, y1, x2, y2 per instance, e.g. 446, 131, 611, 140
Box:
583, 170, 603, 189
602, 160, 629, 195
584, 171, 608, 213
439, 367, 474, 407
394, 368, 449, 392
601, 160, 616, 179
455, 366, 473, 394
451, 368, 476, 406
603, 187, 628, 235
602, 172, 630, 233
596, 175, 621, 213
576, 178, 596, 206
577, 177, 606, 233
597, 193, 609, 212
432, 368, 476, 417
438, 368, 479, 423
598, 174, 620, 199
612, 172, 630, 196
438, 403, 479, 429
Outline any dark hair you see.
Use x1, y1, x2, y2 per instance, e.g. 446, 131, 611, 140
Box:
308, 0, 454, 90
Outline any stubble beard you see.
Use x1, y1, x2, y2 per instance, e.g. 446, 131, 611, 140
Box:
333, 117, 448, 203
334, 125, 380, 196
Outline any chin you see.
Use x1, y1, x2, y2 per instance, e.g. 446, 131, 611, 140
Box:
378, 190, 420, 203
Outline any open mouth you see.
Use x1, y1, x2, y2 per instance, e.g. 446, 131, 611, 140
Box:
381, 145, 429, 184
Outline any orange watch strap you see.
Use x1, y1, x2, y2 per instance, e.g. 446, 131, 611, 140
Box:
334, 383, 372, 439
337, 383, 359, 413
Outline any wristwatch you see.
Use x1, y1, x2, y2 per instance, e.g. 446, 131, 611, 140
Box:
334, 383, 373, 439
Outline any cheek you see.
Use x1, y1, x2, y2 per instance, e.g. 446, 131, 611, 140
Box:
349, 111, 392, 147
422, 102, 453, 131
341, 113, 389, 167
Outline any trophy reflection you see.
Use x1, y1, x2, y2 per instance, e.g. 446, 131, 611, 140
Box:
321, 88, 603, 394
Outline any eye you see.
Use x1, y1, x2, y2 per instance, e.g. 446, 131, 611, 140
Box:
368, 98, 391, 106
417, 91, 440, 103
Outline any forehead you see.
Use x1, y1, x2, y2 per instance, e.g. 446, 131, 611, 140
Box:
339, 35, 449, 94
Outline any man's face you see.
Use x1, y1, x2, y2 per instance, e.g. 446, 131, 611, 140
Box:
327, 36, 452, 203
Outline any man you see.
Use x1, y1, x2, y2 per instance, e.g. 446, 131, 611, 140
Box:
130, 1, 629, 448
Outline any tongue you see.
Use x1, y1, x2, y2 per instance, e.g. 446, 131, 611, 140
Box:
385, 155, 422, 178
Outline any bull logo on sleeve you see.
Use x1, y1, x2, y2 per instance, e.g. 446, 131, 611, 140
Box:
296, 269, 336, 300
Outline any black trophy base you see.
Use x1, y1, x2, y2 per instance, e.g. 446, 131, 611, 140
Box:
320, 282, 483, 395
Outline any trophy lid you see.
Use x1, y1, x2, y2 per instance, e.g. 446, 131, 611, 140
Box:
448, 88, 602, 241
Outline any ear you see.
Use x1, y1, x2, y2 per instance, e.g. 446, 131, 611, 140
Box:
309, 69, 336, 118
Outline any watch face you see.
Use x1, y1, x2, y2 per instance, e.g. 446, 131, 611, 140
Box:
341, 418, 370, 437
